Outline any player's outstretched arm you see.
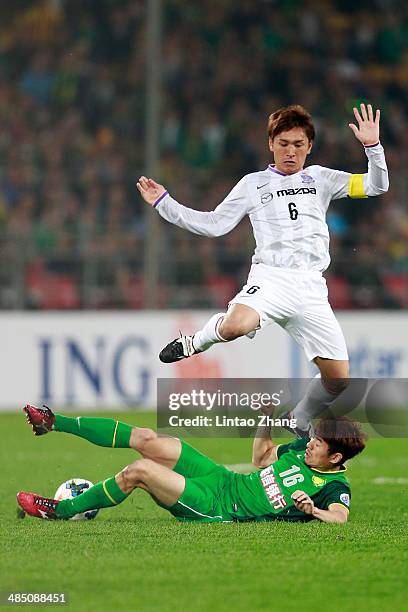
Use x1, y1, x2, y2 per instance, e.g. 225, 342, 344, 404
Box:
136, 174, 250, 237
348, 103, 380, 146
291, 490, 349, 524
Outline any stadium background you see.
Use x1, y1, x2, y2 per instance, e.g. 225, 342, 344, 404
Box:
0, 0, 407, 312
0, 0, 407, 408
1, 3, 407, 611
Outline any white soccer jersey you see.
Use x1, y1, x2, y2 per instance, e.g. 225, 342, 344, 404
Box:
154, 143, 388, 273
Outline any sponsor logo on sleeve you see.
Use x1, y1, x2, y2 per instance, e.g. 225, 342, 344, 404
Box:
340, 493, 350, 507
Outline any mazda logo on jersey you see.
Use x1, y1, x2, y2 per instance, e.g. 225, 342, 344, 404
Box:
276, 187, 317, 197
260, 192, 273, 203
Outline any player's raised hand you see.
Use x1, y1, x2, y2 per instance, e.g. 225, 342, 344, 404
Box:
348, 103, 380, 146
137, 176, 167, 206
291, 490, 315, 515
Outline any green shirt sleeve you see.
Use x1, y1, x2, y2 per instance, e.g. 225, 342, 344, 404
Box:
317, 481, 351, 510
277, 438, 308, 458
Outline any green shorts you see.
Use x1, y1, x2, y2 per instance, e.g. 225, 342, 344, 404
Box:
167, 441, 235, 523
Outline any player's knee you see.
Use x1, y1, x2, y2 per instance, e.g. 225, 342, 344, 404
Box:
122, 459, 151, 485
121, 462, 137, 486
335, 377, 349, 394
129, 427, 157, 452
218, 319, 248, 341
324, 376, 349, 395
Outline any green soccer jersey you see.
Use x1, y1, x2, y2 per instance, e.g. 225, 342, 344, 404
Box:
228, 438, 351, 521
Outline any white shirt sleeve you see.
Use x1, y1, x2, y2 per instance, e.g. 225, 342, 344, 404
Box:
154, 176, 250, 237
321, 143, 389, 200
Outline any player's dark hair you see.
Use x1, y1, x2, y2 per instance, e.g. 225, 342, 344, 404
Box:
267, 105, 315, 142
315, 417, 367, 464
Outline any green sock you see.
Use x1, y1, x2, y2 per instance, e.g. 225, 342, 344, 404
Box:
56, 477, 129, 519
54, 415, 132, 448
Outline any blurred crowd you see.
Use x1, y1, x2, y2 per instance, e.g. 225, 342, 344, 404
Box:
0, 0, 407, 309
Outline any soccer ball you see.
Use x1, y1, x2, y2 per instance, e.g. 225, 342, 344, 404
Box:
54, 478, 99, 521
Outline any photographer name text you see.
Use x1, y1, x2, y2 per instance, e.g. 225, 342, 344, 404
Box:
167, 415, 297, 428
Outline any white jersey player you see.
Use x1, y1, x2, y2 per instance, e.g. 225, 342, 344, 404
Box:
137, 104, 389, 435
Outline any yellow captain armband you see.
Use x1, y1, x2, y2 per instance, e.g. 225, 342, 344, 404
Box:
348, 174, 368, 199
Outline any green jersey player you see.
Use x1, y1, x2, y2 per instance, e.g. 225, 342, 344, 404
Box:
18, 405, 365, 524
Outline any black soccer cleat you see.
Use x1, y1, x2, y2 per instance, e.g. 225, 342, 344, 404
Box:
159, 334, 199, 363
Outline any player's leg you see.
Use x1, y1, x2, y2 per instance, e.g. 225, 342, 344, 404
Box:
289, 365, 349, 434
17, 459, 186, 520
314, 357, 349, 385
24, 404, 186, 468
284, 294, 349, 434
117, 460, 229, 522
159, 267, 296, 368
61, 459, 225, 522
130, 421, 232, 481
159, 303, 260, 363
24, 405, 133, 448
130, 429, 227, 478
59, 460, 185, 516
24, 404, 220, 474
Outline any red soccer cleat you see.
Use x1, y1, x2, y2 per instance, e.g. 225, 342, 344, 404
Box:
16, 492, 59, 520
23, 404, 55, 436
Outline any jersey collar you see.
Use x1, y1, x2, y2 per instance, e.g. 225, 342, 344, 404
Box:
268, 164, 287, 176
310, 464, 347, 474
267, 164, 305, 177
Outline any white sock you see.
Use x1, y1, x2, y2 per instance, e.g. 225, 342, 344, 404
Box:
292, 374, 339, 431
192, 312, 228, 352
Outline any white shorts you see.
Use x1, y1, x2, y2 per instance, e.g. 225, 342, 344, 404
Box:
229, 264, 348, 362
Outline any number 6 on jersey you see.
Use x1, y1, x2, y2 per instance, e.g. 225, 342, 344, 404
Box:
288, 202, 298, 220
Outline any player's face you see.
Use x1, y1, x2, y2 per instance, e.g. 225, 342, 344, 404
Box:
269, 128, 312, 175
305, 436, 339, 470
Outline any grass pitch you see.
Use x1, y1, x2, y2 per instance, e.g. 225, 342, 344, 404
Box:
1, 411, 407, 611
